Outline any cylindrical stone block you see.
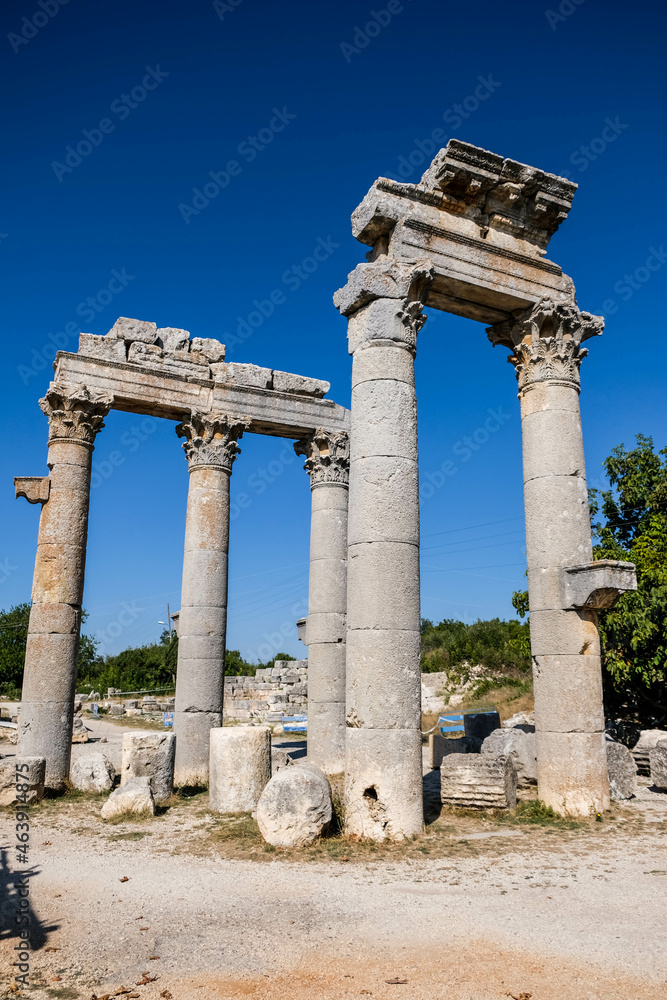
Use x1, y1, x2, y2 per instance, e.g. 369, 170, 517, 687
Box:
174, 464, 231, 786
209, 726, 271, 813
345, 728, 423, 841
536, 731, 610, 815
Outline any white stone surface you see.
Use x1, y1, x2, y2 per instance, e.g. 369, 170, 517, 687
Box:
209, 726, 271, 813
121, 732, 175, 804
649, 740, 667, 790
606, 740, 637, 800
256, 763, 332, 848
440, 753, 517, 809
481, 728, 537, 786
101, 775, 155, 819
0, 756, 45, 806
70, 752, 114, 793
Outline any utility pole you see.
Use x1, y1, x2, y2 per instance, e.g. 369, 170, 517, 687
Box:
167, 602, 172, 638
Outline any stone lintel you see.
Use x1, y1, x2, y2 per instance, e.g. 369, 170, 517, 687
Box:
15, 476, 51, 504
562, 560, 637, 610
347, 140, 578, 324
53, 352, 349, 438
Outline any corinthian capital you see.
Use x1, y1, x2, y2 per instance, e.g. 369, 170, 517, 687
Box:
176, 410, 249, 472
39, 383, 113, 446
487, 297, 604, 392
294, 429, 350, 488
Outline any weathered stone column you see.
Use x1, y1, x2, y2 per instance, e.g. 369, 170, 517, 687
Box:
334, 258, 433, 840
173, 410, 248, 787
18, 383, 112, 790
489, 298, 616, 816
294, 429, 350, 775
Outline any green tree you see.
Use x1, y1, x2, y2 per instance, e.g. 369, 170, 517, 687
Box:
590, 435, 667, 718
420, 616, 531, 677
0, 602, 31, 696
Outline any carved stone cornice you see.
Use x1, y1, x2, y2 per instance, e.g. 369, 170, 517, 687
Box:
294, 429, 350, 488
487, 297, 604, 393
333, 258, 434, 318
176, 410, 249, 472
39, 383, 113, 446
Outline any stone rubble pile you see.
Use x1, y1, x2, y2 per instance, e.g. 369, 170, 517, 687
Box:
223, 660, 308, 723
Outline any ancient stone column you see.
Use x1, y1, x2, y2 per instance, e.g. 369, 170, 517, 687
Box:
294, 429, 350, 775
173, 410, 249, 787
488, 297, 610, 816
18, 383, 112, 791
333, 258, 433, 840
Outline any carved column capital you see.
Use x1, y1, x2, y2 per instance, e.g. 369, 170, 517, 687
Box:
294, 429, 350, 488
176, 410, 250, 472
39, 383, 113, 447
487, 297, 604, 393
334, 258, 434, 355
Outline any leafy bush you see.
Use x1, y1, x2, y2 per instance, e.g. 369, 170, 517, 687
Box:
420, 617, 531, 677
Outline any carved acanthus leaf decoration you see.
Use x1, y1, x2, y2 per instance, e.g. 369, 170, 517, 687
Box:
176, 410, 250, 471
487, 297, 604, 392
39, 383, 113, 445
294, 429, 350, 487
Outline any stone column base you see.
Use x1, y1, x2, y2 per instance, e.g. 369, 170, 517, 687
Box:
18, 701, 72, 792
536, 731, 611, 816
173, 711, 221, 787
344, 728, 423, 841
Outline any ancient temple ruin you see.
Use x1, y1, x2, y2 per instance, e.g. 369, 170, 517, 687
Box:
16, 140, 636, 834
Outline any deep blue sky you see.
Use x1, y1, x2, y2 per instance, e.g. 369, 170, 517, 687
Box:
1, 0, 666, 660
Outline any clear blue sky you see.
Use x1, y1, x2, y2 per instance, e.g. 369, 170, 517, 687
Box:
1, 0, 665, 661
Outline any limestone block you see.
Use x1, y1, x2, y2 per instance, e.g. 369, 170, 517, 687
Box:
529, 608, 600, 657
481, 728, 537, 785
347, 543, 420, 631
124, 700, 138, 709
631, 730, 667, 776
350, 379, 418, 461
0, 757, 45, 806
121, 732, 175, 804
256, 763, 332, 847
502, 711, 535, 730
70, 753, 114, 793
209, 727, 271, 813
162, 352, 210, 377
346, 627, 421, 730
101, 776, 155, 820
107, 317, 158, 342
429, 734, 479, 770
524, 475, 592, 570
173, 710, 220, 787
128, 342, 163, 364
536, 731, 610, 816
78, 333, 127, 361
157, 326, 190, 352
605, 740, 637, 800
345, 729, 423, 840
347, 455, 419, 546
440, 753, 517, 809
533, 653, 604, 732
71, 714, 90, 743
649, 740, 667, 790
272, 370, 330, 398
562, 560, 637, 610
191, 337, 226, 362
210, 362, 272, 389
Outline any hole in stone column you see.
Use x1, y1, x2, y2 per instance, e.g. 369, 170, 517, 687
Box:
363, 786, 378, 800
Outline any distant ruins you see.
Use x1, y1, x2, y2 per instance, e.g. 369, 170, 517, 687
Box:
16, 140, 636, 835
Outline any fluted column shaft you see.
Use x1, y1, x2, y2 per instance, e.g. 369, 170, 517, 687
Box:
19, 384, 112, 790
295, 431, 349, 775
173, 411, 248, 787
334, 258, 433, 840
489, 298, 610, 816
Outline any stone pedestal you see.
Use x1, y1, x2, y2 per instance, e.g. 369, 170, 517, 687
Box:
173, 411, 248, 787
295, 430, 349, 775
334, 259, 433, 840
209, 726, 271, 813
18, 384, 112, 791
489, 299, 611, 816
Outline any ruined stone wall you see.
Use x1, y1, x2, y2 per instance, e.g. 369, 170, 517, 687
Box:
223, 659, 308, 723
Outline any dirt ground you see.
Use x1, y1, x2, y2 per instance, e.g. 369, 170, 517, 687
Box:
1, 768, 667, 1000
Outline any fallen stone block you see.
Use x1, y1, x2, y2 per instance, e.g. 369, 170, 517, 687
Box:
157, 326, 189, 352
502, 711, 535, 730
125, 708, 143, 717
632, 729, 667, 776
605, 740, 637, 800
101, 775, 155, 820
190, 336, 226, 362
109, 704, 125, 716
649, 740, 667, 791
70, 753, 115, 794
481, 728, 537, 786
440, 753, 517, 809
257, 763, 332, 847
108, 317, 158, 342
71, 714, 90, 744
209, 726, 271, 813
121, 732, 175, 804
0, 757, 45, 806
